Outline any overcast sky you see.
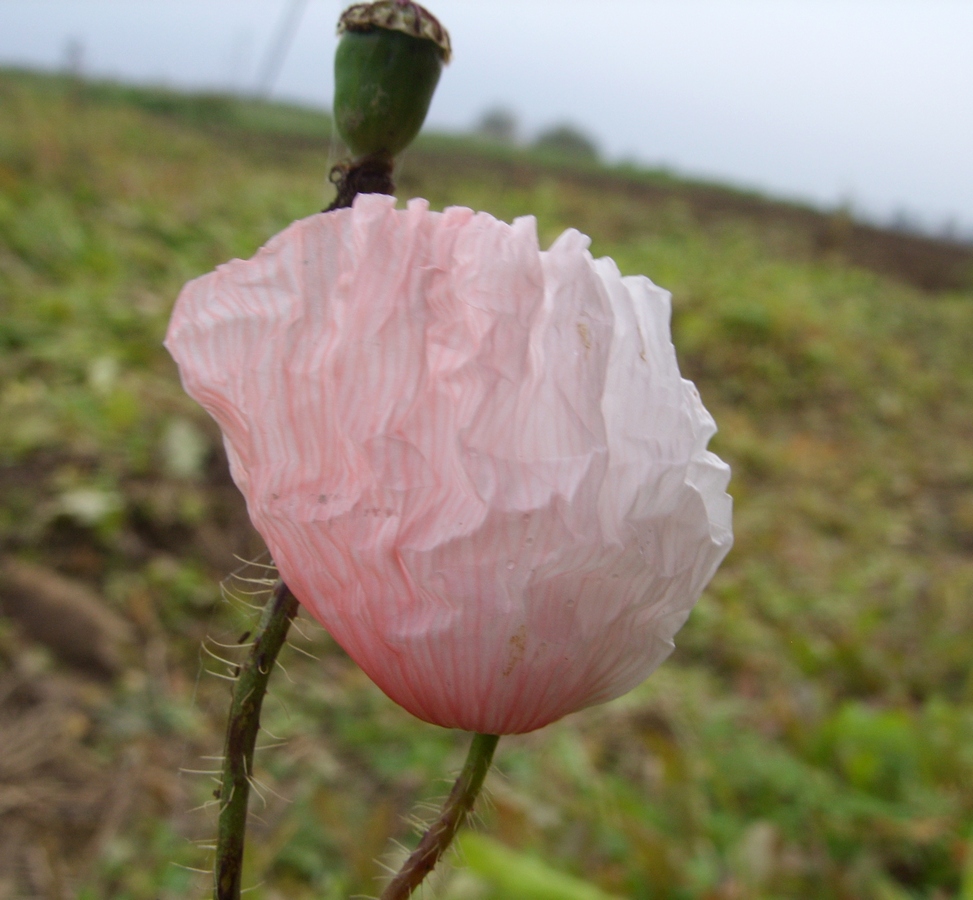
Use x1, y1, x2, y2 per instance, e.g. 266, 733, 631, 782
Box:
2, 0, 971, 236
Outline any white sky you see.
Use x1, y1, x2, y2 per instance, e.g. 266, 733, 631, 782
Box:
2, 0, 972, 235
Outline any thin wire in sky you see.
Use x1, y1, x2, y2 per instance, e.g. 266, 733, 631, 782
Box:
255, 0, 311, 97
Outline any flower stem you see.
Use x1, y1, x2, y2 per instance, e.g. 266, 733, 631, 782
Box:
214, 579, 300, 900
325, 153, 395, 211
380, 732, 500, 900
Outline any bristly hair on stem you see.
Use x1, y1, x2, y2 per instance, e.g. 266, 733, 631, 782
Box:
380, 732, 500, 900
213, 580, 300, 900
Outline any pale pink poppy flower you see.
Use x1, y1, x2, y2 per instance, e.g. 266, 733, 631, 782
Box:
165, 194, 732, 735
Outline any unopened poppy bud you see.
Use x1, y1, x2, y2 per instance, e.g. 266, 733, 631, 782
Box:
334, 1, 451, 160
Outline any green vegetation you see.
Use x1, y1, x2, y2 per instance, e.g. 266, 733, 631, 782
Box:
1, 68, 972, 900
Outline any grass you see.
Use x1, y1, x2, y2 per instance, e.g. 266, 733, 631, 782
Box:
1, 68, 972, 900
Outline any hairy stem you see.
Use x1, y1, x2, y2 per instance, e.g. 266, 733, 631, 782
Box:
214, 579, 300, 900
380, 732, 500, 900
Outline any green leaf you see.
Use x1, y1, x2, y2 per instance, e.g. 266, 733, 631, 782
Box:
457, 833, 624, 900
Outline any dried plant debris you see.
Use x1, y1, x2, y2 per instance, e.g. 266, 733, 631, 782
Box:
0, 655, 111, 898
0, 558, 135, 678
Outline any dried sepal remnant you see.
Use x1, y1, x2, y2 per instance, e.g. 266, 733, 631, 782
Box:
165, 194, 733, 735
338, 1, 452, 63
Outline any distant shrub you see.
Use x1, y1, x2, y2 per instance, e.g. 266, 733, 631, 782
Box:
533, 123, 599, 160
475, 107, 519, 144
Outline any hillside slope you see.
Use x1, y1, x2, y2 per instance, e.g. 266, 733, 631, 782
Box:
1, 70, 972, 900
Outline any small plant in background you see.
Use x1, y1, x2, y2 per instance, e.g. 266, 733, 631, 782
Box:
475, 107, 520, 145
533, 123, 600, 161
164, 2, 731, 897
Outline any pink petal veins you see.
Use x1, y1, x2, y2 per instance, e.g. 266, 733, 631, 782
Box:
165, 194, 732, 734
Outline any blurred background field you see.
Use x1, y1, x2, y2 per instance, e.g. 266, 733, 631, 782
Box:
1, 69, 972, 900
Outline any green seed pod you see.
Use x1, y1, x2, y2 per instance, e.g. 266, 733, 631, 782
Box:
334, 1, 452, 160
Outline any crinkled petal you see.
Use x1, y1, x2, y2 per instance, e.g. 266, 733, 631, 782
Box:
165, 193, 732, 734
